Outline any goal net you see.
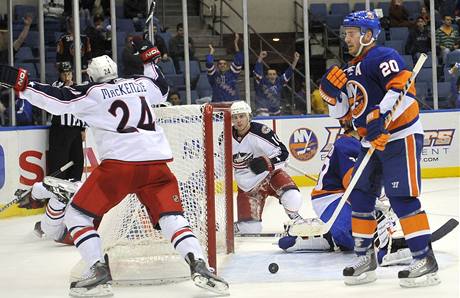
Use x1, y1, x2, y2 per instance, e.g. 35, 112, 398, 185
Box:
72, 104, 234, 285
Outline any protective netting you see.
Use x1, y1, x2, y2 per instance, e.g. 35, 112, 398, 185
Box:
90, 104, 231, 284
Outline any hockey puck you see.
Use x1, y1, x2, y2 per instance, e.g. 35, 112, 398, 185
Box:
268, 262, 279, 274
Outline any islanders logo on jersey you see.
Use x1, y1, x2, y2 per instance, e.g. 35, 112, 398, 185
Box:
347, 80, 369, 119
288, 128, 318, 161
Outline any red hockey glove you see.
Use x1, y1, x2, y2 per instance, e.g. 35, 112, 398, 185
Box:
0, 64, 29, 92
132, 39, 161, 64
366, 107, 390, 151
249, 156, 274, 175
319, 65, 347, 106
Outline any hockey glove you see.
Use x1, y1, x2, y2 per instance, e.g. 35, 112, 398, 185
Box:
0, 64, 29, 92
248, 156, 274, 175
366, 107, 390, 151
132, 39, 161, 64
319, 65, 347, 106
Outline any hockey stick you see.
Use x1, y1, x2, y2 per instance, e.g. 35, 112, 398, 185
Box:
432, 218, 459, 242
290, 53, 428, 237
143, 0, 157, 42
286, 163, 318, 183
235, 232, 285, 238
0, 161, 74, 213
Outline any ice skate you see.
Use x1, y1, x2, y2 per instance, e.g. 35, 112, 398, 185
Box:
42, 176, 78, 204
343, 249, 377, 285
186, 253, 229, 295
398, 250, 440, 288
33, 221, 44, 238
69, 258, 113, 297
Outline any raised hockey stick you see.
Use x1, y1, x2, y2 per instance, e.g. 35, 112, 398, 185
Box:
286, 163, 318, 183
143, 0, 157, 42
0, 161, 74, 213
290, 53, 428, 237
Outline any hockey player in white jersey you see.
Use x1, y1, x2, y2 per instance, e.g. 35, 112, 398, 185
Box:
231, 101, 303, 234
0, 56, 228, 296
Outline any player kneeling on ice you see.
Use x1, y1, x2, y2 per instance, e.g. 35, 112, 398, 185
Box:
318, 10, 439, 288
231, 101, 304, 235
0, 55, 228, 296
279, 120, 413, 266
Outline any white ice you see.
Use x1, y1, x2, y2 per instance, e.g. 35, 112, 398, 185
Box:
0, 178, 458, 298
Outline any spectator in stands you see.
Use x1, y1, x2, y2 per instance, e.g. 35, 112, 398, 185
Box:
0, 14, 33, 64
436, 15, 460, 63
121, 34, 143, 76
406, 17, 431, 60
124, 0, 147, 31
169, 23, 196, 73
311, 81, 328, 114
253, 51, 300, 116
206, 33, 243, 102
168, 91, 181, 105
389, 0, 414, 28
153, 24, 168, 61
15, 98, 34, 126
56, 16, 92, 71
448, 62, 460, 107
418, 5, 430, 26
84, 14, 111, 58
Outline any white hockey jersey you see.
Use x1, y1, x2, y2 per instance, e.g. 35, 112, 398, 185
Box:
232, 122, 289, 192
19, 71, 172, 162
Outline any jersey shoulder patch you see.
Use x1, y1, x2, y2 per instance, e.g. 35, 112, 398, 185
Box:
250, 122, 272, 135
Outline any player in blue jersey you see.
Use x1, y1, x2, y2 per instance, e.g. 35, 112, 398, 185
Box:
253, 51, 300, 115
206, 33, 243, 102
319, 10, 439, 288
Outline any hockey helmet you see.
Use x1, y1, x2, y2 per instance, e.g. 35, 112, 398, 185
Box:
342, 10, 381, 40
231, 101, 252, 116
87, 55, 118, 83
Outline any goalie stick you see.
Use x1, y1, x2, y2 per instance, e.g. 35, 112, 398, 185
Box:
0, 161, 74, 213
290, 53, 428, 238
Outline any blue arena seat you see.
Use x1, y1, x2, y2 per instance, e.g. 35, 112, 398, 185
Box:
402, 55, 414, 69
309, 3, 327, 22
384, 40, 405, 54
404, 1, 422, 15
377, 2, 390, 16
325, 15, 343, 30
15, 47, 34, 62
330, 3, 349, 17
353, 3, 375, 11
157, 59, 176, 75
417, 68, 433, 84
196, 73, 212, 98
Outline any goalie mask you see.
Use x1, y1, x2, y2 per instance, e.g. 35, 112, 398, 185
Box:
87, 55, 118, 83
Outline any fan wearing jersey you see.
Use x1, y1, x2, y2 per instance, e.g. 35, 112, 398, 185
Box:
231, 101, 303, 235
0, 55, 228, 297
319, 10, 439, 288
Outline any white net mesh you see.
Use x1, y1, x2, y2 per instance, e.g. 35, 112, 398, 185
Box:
90, 104, 231, 284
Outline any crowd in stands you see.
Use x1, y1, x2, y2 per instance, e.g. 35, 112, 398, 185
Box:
1, 0, 460, 126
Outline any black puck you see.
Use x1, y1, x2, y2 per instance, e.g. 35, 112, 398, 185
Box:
268, 262, 279, 274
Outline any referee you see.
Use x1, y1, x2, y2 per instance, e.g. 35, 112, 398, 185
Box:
49, 62, 86, 181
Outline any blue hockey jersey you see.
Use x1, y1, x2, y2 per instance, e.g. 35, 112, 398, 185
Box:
311, 134, 361, 217
253, 62, 293, 115
329, 46, 423, 146
206, 51, 243, 102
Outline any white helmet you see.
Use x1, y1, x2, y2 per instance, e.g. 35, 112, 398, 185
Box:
87, 55, 118, 83
231, 101, 251, 116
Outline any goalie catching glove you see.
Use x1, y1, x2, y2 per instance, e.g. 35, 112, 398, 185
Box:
132, 38, 161, 64
319, 65, 347, 106
0, 64, 29, 92
248, 156, 274, 174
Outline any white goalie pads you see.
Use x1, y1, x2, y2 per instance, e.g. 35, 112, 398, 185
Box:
380, 248, 412, 267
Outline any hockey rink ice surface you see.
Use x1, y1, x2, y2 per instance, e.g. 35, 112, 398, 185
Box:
0, 178, 458, 298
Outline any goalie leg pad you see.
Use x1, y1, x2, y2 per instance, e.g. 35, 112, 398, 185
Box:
280, 189, 302, 220
278, 234, 333, 252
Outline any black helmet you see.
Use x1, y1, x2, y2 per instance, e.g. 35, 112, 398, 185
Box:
58, 61, 72, 73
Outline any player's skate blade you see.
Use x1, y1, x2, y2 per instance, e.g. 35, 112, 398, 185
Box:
398, 251, 441, 288
69, 261, 113, 297
186, 253, 229, 295
343, 249, 377, 285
